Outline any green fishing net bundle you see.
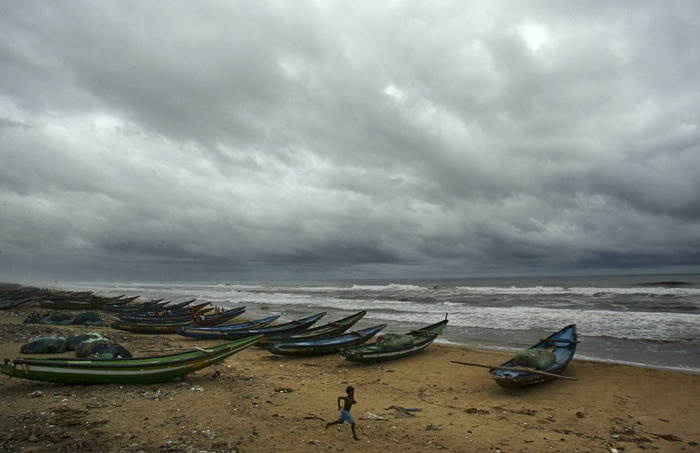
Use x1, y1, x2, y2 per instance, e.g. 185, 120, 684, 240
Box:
514, 348, 556, 369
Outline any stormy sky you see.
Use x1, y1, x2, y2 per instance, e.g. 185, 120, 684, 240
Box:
1, 1, 699, 283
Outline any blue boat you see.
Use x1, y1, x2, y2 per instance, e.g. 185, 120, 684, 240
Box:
256, 311, 367, 347
267, 324, 387, 356
110, 307, 250, 334
488, 324, 578, 388
220, 312, 327, 340
176, 315, 281, 340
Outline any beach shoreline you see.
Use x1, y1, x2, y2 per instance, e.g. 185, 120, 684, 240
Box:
0, 309, 699, 452
34, 275, 700, 374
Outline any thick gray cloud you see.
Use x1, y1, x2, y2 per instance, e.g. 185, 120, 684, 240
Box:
1, 1, 699, 283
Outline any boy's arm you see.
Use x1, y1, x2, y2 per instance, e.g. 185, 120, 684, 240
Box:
337, 396, 343, 409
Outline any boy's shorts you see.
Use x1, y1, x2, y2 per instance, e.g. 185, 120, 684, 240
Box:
339, 409, 355, 424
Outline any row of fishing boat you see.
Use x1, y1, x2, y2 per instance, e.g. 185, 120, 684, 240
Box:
0, 284, 142, 311
229, 310, 577, 388
113, 306, 451, 362
128, 307, 451, 361
0, 306, 453, 384
1, 286, 578, 388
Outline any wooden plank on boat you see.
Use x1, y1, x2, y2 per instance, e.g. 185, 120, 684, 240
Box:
450, 360, 578, 381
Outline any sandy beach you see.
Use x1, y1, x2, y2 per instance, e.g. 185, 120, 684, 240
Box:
0, 308, 698, 453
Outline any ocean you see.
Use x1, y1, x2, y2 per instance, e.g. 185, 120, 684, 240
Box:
48, 273, 700, 374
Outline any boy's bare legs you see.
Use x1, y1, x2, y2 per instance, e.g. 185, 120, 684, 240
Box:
326, 420, 339, 430
351, 423, 359, 441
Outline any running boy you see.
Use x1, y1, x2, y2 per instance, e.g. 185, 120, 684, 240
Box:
326, 385, 359, 440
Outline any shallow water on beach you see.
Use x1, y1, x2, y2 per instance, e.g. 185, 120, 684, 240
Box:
50, 273, 700, 374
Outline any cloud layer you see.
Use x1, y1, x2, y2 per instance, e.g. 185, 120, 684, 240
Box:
2, 1, 699, 282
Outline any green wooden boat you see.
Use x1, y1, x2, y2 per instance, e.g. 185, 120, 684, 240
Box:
0, 335, 262, 385
340, 317, 448, 363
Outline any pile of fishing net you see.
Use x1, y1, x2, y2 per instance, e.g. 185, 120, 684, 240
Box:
375, 333, 413, 348
514, 348, 556, 369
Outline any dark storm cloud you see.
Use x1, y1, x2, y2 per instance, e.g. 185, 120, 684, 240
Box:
1, 1, 699, 283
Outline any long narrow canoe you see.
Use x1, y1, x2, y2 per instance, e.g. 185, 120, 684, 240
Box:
110, 308, 247, 334
118, 305, 243, 324
0, 335, 262, 385
0, 295, 45, 310
489, 324, 578, 388
105, 298, 199, 314
255, 310, 367, 347
176, 315, 281, 340
117, 307, 215, 323
118, 300, 212, 318
267, 324, 387, 356
340, 318, 449, 363
38, 295, 139, 311
219, 312, 327, 340
99, 298, 165, 312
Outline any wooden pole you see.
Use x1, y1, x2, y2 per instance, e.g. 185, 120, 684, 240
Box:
450, 360, 578, 381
